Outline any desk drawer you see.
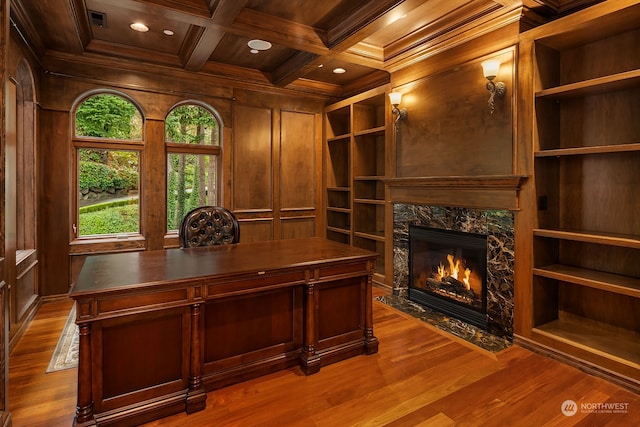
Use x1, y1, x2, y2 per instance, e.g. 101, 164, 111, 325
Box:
205, 270, 306, 297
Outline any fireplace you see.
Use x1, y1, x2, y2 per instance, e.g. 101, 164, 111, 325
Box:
409, 225, 488, 329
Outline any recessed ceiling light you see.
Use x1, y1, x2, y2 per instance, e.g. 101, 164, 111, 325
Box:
130, 22, 149, 32
250, 49, 259, 54
333, 68, 346, 74
163, 29, 174, 36
247, 39, 272, 51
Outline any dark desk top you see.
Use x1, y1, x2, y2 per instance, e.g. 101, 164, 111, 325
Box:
70, 237, 377, 297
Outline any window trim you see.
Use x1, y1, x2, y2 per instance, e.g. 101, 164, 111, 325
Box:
164, 102, 223, 236
71, 91, 146, 246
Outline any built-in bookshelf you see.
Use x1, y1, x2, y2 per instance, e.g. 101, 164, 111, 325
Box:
519, 0, 640, 392
324, 86, 390, 283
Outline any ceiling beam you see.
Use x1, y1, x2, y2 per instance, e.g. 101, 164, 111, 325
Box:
271, 51, 322, 87
70, 0, 92, 50
105, 0, 212, 19
182, 0, 247, 71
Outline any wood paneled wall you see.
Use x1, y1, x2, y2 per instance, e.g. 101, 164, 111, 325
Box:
395, 49, 515, 177
31, 60, 325, 295
231, 89, 322, 243
390, 24, 521, 178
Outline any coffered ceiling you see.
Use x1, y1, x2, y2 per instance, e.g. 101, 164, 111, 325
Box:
10, 0, 600, 97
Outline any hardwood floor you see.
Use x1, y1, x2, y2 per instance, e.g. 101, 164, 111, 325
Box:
9, 291, 639, 426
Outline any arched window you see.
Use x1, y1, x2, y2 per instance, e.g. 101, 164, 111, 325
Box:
165, 103, 222, 231
73, 92, 143, 237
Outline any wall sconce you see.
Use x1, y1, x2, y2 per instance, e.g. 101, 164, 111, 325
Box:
389, 91, 407, 132
481, 59, 506, 114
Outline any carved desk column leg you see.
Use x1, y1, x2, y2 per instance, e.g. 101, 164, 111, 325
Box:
74, 323, 95, 426
186, 303, 206, 413
364, 267, 379, 354
300, 278, 321, 375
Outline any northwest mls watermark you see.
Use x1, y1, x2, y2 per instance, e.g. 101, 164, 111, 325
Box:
561, 400, 630, 416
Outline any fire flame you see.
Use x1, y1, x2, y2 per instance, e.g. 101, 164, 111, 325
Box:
436, 254, 471, 290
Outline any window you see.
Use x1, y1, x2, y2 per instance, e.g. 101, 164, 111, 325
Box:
73, 93, 143, 237
165, 103, 222, 231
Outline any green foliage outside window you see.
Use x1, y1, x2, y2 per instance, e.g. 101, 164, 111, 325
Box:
165, 104, 217, 145
79, 203, 139, 235
75, 93, 142, 236
79, 159, 127, 192
75, 94, 142, 139
79, 150, 139, 193
166, 104, 219, 230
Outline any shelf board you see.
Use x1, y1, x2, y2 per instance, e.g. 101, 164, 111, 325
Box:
326, 207, 350, 213
536, 69, 640, 99
354, 176, 385, 181
354, 126, 385, 137
354, 231, 385, 241
533, 264, 640, 299
326, 226, 350, 235
535, 142, 640, 157
534, 229, 640, 249
354, 198, 384, 205
327, 134, 350, 142
326, 187, 350, 192
533, 316, 640, 369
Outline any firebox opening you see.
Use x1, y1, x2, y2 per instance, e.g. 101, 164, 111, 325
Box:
409, 225, 488, 329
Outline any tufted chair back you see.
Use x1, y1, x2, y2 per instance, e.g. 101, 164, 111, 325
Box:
178, 206, 240, 247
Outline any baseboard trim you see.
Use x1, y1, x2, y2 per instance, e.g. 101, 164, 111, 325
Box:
8, 296, 43, 353
514, 334, 640, 395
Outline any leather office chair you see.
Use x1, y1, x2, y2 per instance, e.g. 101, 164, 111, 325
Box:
178, 206, 240, 247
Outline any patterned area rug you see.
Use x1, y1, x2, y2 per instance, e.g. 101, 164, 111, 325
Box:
46, 305, 79, 373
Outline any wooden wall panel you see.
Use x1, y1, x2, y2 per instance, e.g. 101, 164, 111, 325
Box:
280, 217, 315, 239
38, 109, 71, 295
238, 220, 273, 243
14, 263, 36, 321
143, 119, 167, 251
5, 81, 17, 315
395, 49, 514, 177
280, 111, 315, 209
232, 105, 273, 211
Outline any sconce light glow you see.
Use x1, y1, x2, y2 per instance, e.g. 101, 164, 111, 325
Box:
389, 91, 403, 106
481, 58, 506, 114
481, 59, 501, 80
389, 91, 407, 133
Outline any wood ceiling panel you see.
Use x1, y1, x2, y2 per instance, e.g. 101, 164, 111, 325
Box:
246, 0, 353, 28
13, 0, 83, 52
362, 0, 475, 47
303, 57, 376, 85
209, 33, 298, 72
85, 0, 188, 54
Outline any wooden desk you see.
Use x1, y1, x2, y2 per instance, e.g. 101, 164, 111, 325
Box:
69, 238, 378, 426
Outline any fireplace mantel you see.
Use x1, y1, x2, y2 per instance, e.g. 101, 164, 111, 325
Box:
384, 175, 527, 210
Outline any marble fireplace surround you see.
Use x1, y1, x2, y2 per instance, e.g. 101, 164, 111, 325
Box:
385, 176, 526, 339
